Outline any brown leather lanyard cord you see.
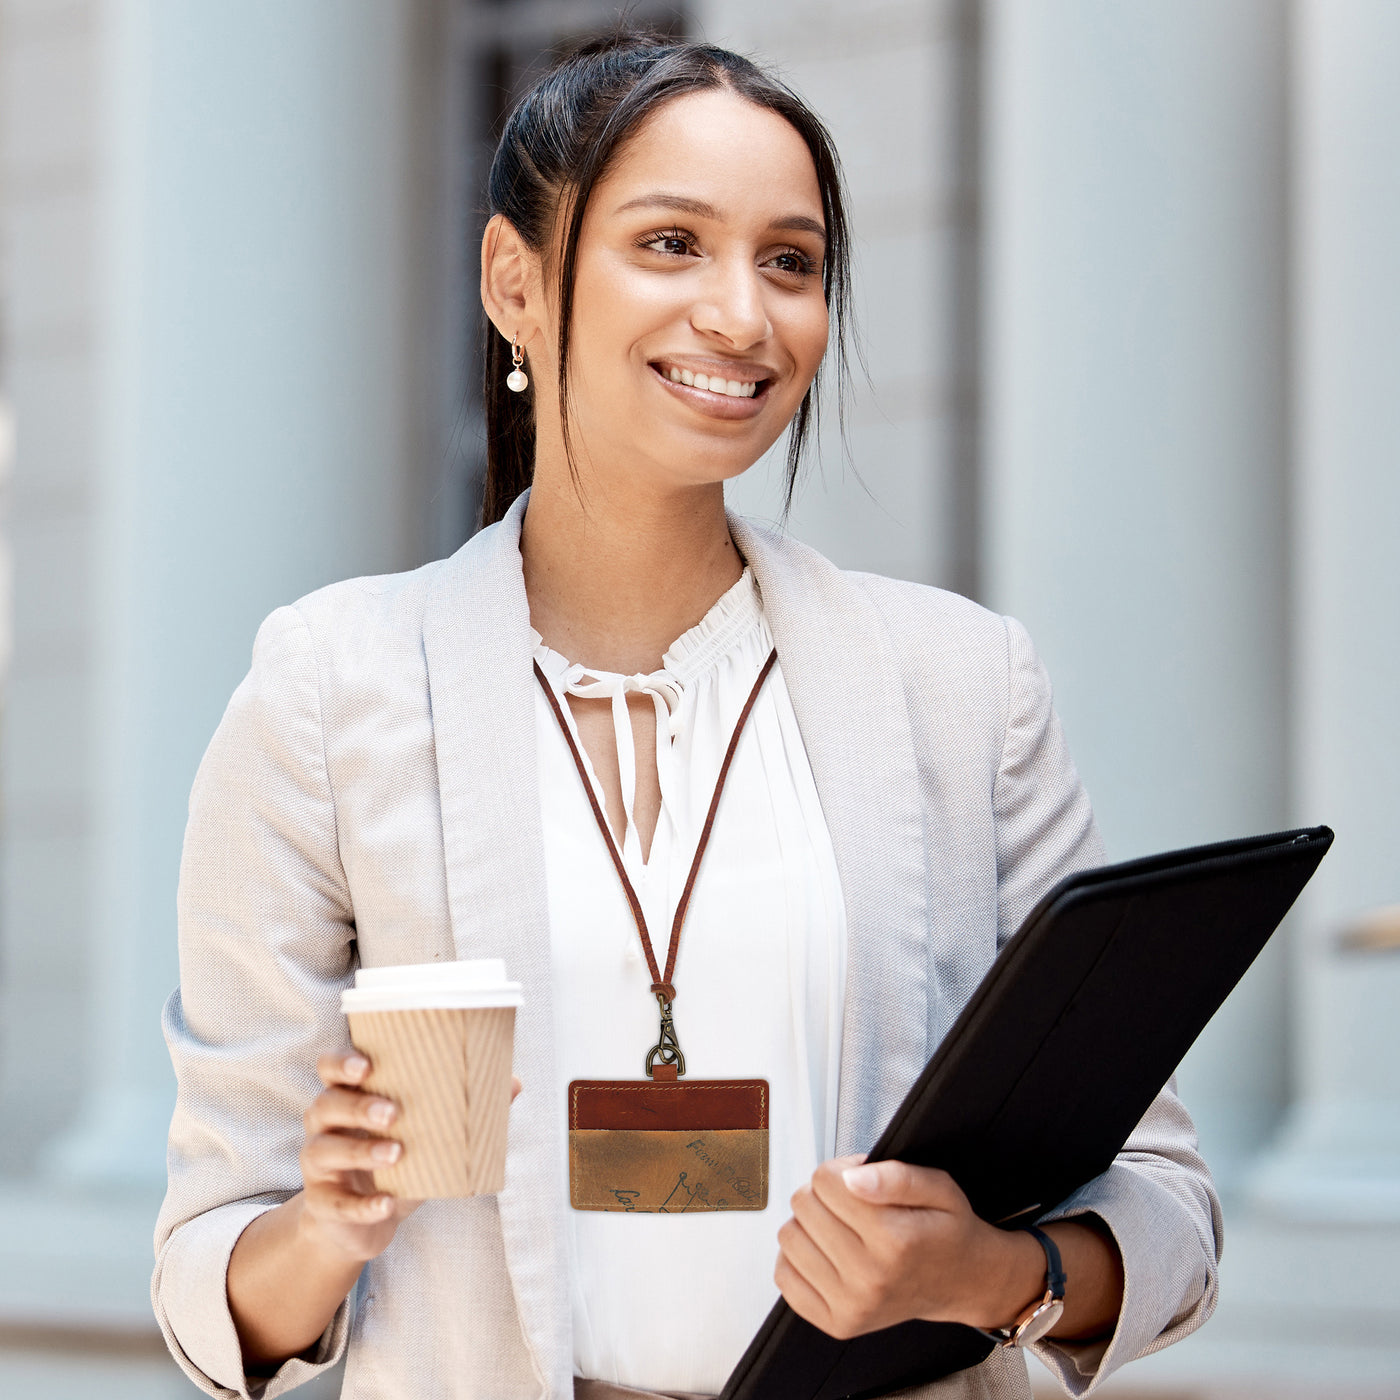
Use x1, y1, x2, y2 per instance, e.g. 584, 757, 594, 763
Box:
533, 647, 778, 1072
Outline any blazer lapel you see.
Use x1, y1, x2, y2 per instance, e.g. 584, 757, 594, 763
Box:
730, 514, 931, 1156
422, 494, 572, 1395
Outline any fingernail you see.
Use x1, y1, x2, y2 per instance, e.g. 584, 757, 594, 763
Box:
368, 1100, 395, 1128
371, 1140, 401, 1164
346, 1055, 369, 1078
843, 1164, 880, 1195
374, 1195, 394, 1215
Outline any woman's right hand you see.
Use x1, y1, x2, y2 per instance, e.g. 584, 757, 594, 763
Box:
232, 1056, 521, 1371
297, 1051, 418, 1262
297, 1051, 525, 1263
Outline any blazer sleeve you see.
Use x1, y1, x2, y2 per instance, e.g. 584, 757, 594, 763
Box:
152, 605, 357, 1400
993, 616, 1223, 1396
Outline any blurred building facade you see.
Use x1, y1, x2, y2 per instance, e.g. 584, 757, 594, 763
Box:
0, 0, 1395, 1396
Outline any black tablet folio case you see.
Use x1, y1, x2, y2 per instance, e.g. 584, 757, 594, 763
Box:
720, 825, 1333, 1400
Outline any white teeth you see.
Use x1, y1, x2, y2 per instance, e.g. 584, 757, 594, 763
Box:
661, 365, 759, 397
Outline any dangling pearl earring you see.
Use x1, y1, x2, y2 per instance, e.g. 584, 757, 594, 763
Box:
506, 334, 528, 393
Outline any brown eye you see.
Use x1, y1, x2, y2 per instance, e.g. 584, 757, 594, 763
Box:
643, 233, 694, 257
766, 250, 818, 277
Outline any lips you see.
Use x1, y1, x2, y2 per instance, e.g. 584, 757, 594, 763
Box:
649, 358, 774, 401
648, 362, 772, 418
661, 365, 757, 398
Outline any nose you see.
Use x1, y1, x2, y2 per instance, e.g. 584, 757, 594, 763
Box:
690, 257, 771, 350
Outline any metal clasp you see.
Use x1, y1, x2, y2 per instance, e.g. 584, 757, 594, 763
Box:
645, 991, 686, 1077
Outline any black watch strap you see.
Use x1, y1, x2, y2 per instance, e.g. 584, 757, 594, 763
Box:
984, 1224, 1068, 1348
1023, 1225, 1067, 1301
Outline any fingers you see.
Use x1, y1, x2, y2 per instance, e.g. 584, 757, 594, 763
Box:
819, 1158, 963, 1217
304, 1180, 397, 1225
298, 1127, 396, 1216
299, 1122, 399, 1230
789, 1176, 866, 1276
317, 1050, 370, 1089
775, 1246, 840, 1337
777, 1212, 844, 1300
302, 1053, 404, 1226
302, 1128, 401, 1181
304, 1083, 397, 1138
805, 1157, 884, 1235
776, 1195, 882, 1342
303, 1053, 521, 1247
511, 1075, 522, 1102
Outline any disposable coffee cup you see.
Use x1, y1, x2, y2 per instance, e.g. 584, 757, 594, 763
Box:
341, 960, 523, 1199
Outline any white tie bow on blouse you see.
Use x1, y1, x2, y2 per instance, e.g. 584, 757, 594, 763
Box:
552, 663, 685, 856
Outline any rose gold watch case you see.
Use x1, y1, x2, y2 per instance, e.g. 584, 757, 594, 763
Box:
999, 1292, 1065, 1348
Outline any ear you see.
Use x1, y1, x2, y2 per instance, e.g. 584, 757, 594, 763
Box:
481, 214, 544, 350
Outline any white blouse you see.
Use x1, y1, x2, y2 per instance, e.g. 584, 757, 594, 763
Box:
533, 569, 848, 1395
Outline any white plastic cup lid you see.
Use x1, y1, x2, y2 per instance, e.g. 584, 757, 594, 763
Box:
340, 958, 523, 1013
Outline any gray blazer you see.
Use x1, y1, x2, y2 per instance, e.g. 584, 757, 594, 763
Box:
154, 495, 1221, 1400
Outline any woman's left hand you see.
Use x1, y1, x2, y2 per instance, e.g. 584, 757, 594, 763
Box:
775, 1155, 1038, 1340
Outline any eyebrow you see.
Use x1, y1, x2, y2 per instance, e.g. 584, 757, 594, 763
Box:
612, 191, 827, 242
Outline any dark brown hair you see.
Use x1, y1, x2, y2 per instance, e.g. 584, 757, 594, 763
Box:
480, 30, 855, 527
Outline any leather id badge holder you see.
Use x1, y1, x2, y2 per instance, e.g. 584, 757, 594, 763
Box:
569, 1078, 769, 1212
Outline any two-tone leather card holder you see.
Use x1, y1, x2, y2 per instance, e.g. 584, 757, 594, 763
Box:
569, 1078, 769, 1212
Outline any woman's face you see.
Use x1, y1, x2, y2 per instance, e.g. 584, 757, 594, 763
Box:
538, 88, 830, 494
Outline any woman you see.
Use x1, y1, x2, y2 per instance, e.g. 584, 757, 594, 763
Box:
154, 32, 1220, 1400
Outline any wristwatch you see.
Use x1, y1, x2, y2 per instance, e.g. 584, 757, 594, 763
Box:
990, 1225, 1066, 1348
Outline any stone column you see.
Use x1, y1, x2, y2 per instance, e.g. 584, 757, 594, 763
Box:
980, 0, 1291, 1191
1249, 0, 1400, 1222
0, 0, 107, 1181
36, 0, 422, 1187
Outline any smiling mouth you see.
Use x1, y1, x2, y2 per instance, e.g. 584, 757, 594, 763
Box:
651, 361, 769, 400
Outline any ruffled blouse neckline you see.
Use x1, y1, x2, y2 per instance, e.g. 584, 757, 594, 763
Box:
530, 568, 768, 871
530, 567, 762, 699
